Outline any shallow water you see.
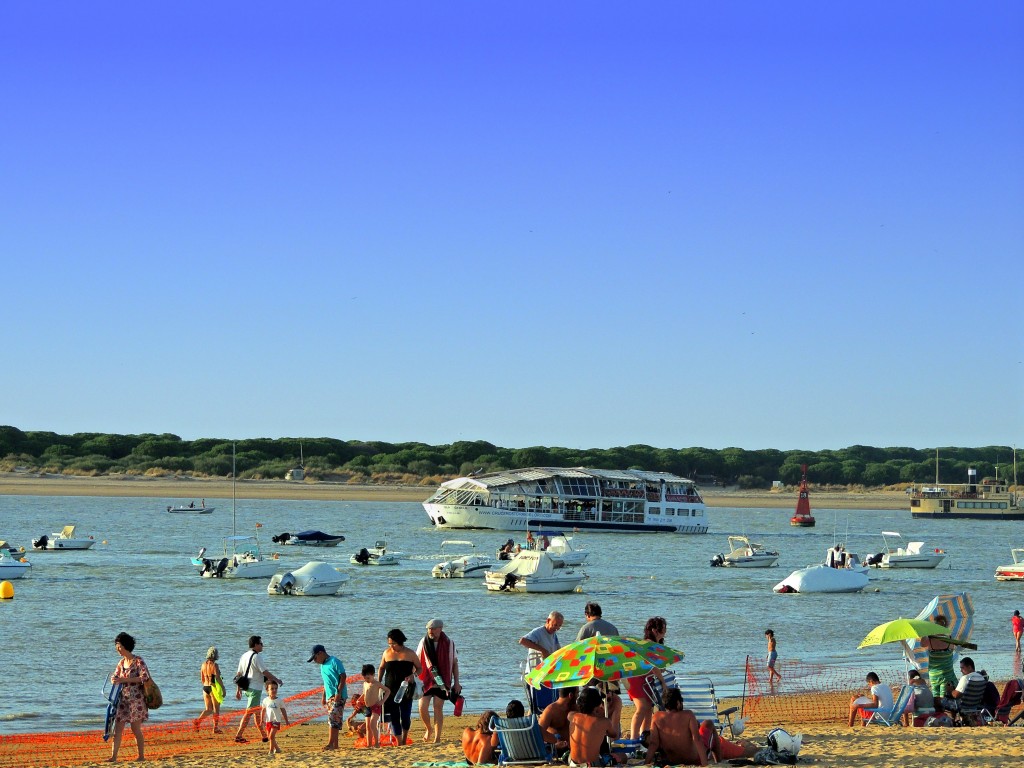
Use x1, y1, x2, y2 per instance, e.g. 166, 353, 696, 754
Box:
1, 495, 1020, 733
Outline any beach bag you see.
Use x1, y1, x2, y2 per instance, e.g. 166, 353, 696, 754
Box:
143, 678, 163, 709
234, 652, 255, 691
211, 678, 225, 704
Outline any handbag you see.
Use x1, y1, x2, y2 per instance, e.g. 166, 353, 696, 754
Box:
234, 651, 256, 691
143, 678, 163, 709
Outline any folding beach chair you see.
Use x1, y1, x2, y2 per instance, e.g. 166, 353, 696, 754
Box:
862, 684, 913, 726
521, 661, 557, 715
672, 676, 738, 737
642, 669, 678, 710
994, 678, 1024, 725
489, 714, 552, 766
948, 678, 990, 726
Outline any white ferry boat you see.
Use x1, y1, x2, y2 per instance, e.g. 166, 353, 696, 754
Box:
423, 467, 708, 533
909, 468, 1022, 521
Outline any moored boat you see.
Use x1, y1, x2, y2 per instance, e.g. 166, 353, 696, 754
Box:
910, 466, 1022, 521
424, 467, 708, 533
790, 465, 816, 527
484, 550, 585, 593
274, 530, 346, 547
0, 552, 32, 579
773, 561, 869, 593
192, 534, 279, 579
267, 561, 350, 596
711, 535, 780, 568
432, 541, 493, 578
995, 549, 1024, 581
876, 531, 946, 569
32, 525, 96, 550
351, 540, 400, 566
167, 503, 215, 514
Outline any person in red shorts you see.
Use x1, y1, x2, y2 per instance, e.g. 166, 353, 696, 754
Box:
697, 720, 760, 762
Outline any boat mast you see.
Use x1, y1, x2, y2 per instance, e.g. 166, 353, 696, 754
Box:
232, 442, 237, 540
934, 448, 939, 485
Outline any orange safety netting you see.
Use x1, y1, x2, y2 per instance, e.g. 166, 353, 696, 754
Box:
0, 682, 375, 768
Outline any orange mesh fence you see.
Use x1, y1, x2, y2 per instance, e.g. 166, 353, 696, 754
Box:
0, 679, 369, 768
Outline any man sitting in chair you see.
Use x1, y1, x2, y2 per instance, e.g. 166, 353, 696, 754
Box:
569, 687, 622, 767
538, 688, 575, 755
943, 657, 985, 711
645, 688, 707, 767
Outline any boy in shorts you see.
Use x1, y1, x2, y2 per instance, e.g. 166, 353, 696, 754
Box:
361, 664, 391, 747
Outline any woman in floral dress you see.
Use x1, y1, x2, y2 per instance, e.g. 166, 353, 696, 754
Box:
108, 632, 150, 762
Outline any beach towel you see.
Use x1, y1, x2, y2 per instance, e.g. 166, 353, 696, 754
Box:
417, 632, 457, 691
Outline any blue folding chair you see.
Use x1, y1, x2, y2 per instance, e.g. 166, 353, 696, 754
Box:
489, 714, 552, 766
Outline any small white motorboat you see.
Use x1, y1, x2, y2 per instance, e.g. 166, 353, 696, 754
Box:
995, 549, 1024, 581
351, 539, 402, 566
0, 540, 28, 560
484, 550, 586, 594
0, 552, 32, 579
267, 561, 350, 596
32, 525, 96, 551
432, 540, 494, 578
875, 531, 946, 569
774, 558, 869, 594
192, 535, 279, 579
711, 535, 780, 568
542, 532, 590, 567
273, 530, 346, 547
166, 503, 215, 514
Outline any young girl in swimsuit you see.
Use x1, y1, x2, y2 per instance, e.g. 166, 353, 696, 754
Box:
361, 664, 391, 747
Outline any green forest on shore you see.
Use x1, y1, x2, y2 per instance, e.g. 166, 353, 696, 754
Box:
1, 426, 1016, 489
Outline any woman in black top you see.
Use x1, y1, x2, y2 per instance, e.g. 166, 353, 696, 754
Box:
379, 628, 421, 745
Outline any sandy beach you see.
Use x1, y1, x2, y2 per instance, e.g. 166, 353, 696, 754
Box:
0, 473, 910, 510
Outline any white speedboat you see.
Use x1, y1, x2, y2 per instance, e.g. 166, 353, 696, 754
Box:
774, 560, 869, 594
541, 532, 589, 567
432, 540, 494, 578
167, 504, 215, 514
192, 535, 279, 579
0, 552, 31, 579
995, 549, 1024, 581
274, 530, 346, 547
876, 531, 946, 569
267, 561, 350, 596
351, 540, 399, 566
32, 525, 96, 550
711, 535, 780, 568
0, 540, 27, 560
484, 550, 586, 594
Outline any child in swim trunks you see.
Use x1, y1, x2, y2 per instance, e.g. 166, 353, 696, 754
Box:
361, 664, 391, 747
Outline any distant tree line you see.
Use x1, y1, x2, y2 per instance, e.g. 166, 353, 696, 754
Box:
0, 425, 1017, 489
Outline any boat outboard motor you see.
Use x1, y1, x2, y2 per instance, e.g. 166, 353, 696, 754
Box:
710, 553, 726, 567
272, 532, 291, 544
200, 558, 214, 574
499, 573, 519, 591
33, 535, 48, 550
865, 552, 884, 567
353, 548, 371, 565
214, 558, 229, 577
280, 573, 296, 595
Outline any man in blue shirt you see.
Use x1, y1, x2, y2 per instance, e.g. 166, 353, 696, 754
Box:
309, 644, 347, 750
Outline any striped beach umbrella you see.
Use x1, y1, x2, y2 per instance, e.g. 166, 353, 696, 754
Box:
905, 592, 974, 672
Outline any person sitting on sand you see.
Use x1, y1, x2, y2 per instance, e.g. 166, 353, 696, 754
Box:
848, 671, 893, 727
346, 694, 366, 737
461, 710, 498, 764
907, 670, 934, 726
697, 720, 759, 763
539, 688, 575, 753
645, 688, 707, 767
569, 687, 622, 767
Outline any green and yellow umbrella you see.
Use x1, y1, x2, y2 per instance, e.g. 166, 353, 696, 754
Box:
524, 635, 684, 689
857, 618, 951, 649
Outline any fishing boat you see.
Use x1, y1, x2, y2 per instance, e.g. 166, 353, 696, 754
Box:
710, 535, 780, 568
875, 531, 946, 569
995, 549, 1024, 581
910, 453, 1022, 520
484, 550, 586, 593
32, 525, 96, 550
267, 561, 350, 596
190, 444, 279, 579
423, 467, 708, 533
432, 540, 494, 578
167, 503, 215, 514
790, 465, 816, 527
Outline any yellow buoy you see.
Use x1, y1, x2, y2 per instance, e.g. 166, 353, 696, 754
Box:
0, 581, 14, 599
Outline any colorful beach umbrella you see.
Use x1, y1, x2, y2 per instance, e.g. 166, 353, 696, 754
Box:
906, 592, 974, 671
857, 618, 951, 649
524, 635, 684, 690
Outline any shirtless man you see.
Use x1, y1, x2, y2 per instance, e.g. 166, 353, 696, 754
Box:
568, 687, 618, 767
538, 688, 575, 752
645, 688, 707, 767
461, 710, 497, 764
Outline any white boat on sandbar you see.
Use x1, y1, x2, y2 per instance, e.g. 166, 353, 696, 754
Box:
710, 535, 780, 568
432, 540, 494, 578
875, 531, 946, 569
0, 552, 32, 579
267, 561, 350, 596
995, 549, 1024, 581
32, 525, 96, 550
484, 550, 586, 594
774, 553, 869, 593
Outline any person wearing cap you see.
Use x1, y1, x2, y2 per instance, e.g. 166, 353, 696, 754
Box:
308, 644, 347, 751
416, 618, 461, 744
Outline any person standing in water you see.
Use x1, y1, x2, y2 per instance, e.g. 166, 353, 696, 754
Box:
1012, 610, 1023, 653
765, 629, 782, 685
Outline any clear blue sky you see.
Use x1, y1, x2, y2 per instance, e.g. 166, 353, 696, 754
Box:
3, 2, 1021, 451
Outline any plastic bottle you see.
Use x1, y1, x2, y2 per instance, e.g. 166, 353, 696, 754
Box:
453, 693, 465, 717
394, 679, 410, 704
